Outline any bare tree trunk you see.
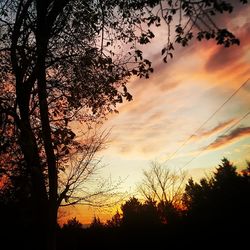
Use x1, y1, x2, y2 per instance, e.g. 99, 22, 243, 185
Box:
15, 77, 49, 249
11, 3, 50, 247
36, 55, 58, 250
36, 3, 58, 249
18, 117, 49, 250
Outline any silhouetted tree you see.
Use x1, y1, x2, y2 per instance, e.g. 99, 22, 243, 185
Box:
89, 216, 105, 230
183, 158, 250, 238
119, 197, 161, 229
62, 217, 83, 231
138, 161, 186, 223
106, 211, 122, 228
0, 1, 247, 249
59, 217, 83, 250
142, 198, 162, 227
121, 197, 144, 228
57, 128, 123, 218
242, 160, 250, 177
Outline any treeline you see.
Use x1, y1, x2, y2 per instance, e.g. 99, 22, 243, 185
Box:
58, 158, 250, 249
0, 158, 250, 249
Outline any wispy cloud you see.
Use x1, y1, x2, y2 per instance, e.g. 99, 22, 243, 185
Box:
206, 126, 250, 150
103, 4, 250, 162
192, 119, 236, 141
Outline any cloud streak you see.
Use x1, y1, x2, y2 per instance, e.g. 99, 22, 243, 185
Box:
192, 119, 236, 141
206, 126, 250, 150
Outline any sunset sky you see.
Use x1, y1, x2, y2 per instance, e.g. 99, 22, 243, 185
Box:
61, 3, 250, 225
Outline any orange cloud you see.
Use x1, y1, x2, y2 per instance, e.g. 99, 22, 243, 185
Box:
206, 126, 250, 150
205, 20, 250, 72
205, 46, 242, 73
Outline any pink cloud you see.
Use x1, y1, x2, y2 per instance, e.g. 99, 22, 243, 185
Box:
206, 126, 250, 150
192, 119, 237, 141
205, 21, 250, 73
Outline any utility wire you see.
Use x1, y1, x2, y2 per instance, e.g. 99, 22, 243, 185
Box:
163, 78, 250, 165
182, 110, 250, 168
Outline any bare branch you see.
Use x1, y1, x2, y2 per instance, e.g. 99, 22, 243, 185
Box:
138, 161, 187, 207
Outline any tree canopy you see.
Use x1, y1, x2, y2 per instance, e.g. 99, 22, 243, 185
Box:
183, 157, 250, 228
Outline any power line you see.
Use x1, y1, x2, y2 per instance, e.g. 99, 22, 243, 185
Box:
163, 78, 250, 165
182, 110, 250, 168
